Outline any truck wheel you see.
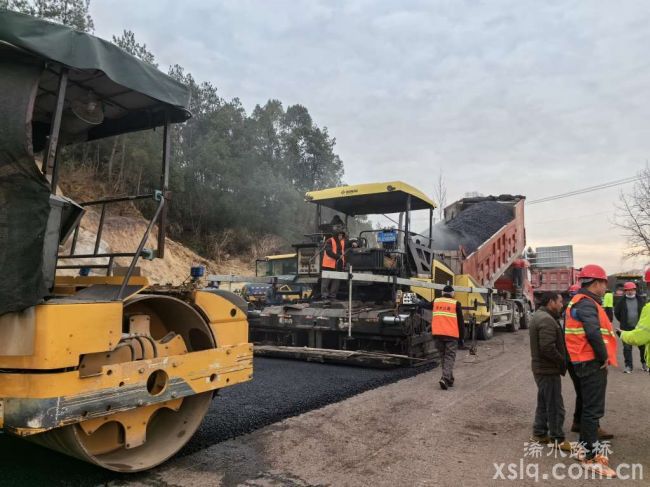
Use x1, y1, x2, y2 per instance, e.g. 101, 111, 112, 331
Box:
506, 309, 519, 333
477, 322, 494, 340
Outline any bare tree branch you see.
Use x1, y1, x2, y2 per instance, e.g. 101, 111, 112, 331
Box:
433, 169, 447, 223
615, 164, 650, 259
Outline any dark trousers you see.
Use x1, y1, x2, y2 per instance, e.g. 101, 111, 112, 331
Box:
567, 362, 583, 425
435, 338, 457, 384
573, 360, 608, 459
320, 275, 340, 299
623, 343, 646, 369
533, 374, 565, 441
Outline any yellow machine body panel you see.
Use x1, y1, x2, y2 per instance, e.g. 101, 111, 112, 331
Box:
0, 290, 252, 439
453, 274, 491, 324
0, 302, 122, 369
193, 290, 250, 347
409, 260, 490, 324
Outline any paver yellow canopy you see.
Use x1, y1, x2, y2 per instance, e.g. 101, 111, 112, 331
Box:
305, 181, 436, 215
0, 11, 252, 472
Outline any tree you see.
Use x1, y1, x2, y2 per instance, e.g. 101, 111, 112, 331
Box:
112, 30, 158, 67
4, 0, 94, 32
616, 165, 650, 258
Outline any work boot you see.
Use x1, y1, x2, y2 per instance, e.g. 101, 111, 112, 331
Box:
530, 435, 550, 444
581, 454, 617, 479
570, 422, 580, 433
549, 440, 572, 452
624, 366, 632, 374
598, 428, 614, 440
439, 379, 448, 390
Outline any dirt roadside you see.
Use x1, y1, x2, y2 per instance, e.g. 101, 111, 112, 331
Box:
116, 331, 650, 487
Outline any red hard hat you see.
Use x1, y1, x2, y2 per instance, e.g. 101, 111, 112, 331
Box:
569, 284, 580, 293
645, 268, 650, 283
578, 264, 608, 281
624, 282, 637, 290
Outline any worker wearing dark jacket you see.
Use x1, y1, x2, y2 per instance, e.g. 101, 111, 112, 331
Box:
565, 264, 618, 478
320, 230, 346, 300
432, 285, 465, 390
529, 292, 570, 451
614, 282, 647, 372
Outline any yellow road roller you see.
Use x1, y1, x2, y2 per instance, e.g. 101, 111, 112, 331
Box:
0, 12, 252, 472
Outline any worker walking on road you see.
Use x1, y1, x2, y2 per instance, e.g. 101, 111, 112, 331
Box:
618, 270, 650, 375
529, 292, 571, 451
320, 230, 346, 300
565, 264, 618, 478
614, 282, 647, 373
432, 285, 465, 390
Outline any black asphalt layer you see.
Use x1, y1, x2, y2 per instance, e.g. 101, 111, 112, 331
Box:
446, 201, 513, 253
0, 357, 434, 486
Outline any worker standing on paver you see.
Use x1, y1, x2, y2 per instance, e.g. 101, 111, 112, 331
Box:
614, 282, 647, 373
618, 269, 650, 375
565, 264, 618, 478
432, 285, 465, 390
602, 289, 614, 322
320, 230, 346, 300
529, 292, 571, 451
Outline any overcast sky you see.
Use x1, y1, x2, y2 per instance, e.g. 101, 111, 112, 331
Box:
92, 0, 650, 273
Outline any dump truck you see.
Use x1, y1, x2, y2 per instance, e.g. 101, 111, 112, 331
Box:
431, 195, 534, 338
0, 12, 252, 472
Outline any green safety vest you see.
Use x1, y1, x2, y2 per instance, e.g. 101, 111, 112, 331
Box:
602, 292, 613, 308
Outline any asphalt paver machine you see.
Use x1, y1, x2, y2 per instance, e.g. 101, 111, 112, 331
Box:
213, 181, 492, 366
0, 12, 252, 472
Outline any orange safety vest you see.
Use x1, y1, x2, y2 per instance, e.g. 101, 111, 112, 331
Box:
565, 294, 618, 366
322, 237, 345, 270
431, 297, 460, 338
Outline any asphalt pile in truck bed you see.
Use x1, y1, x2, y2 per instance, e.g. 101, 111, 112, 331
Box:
0, 357, 434, 486
432, 201, 513, 254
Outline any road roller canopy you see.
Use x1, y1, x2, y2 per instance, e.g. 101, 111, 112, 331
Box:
0, 12, 192, 316
0, 10, 191, 149
305, 181, 436, 216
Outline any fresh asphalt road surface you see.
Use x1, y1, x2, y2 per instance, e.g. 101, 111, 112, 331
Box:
0, 357, 434, 486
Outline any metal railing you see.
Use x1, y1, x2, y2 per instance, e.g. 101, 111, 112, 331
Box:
56, 191, 165, 300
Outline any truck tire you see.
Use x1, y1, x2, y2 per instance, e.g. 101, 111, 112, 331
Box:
477, 321, 494, 340
506, 308, 520, 333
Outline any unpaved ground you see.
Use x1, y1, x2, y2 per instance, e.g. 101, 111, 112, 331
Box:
121, 331, 650, 487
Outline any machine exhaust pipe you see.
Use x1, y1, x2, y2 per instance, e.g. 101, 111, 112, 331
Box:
381, 314, 411, 324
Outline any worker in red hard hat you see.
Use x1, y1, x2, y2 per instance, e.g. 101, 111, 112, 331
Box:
563, 282, 583, 442
565, 264, 618, 478
618, 270, 650, 378
614, 282, 646, 373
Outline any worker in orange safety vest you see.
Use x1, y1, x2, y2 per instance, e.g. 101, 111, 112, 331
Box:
432, 285, 465, 390
564, 264, 618, 478
320, 230, 346, 300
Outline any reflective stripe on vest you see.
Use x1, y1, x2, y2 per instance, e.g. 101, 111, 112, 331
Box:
565, 294, 618, 366
432, 297, 459, 338
322, 237, 345, 270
